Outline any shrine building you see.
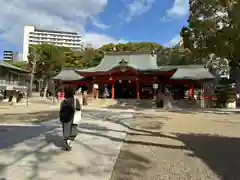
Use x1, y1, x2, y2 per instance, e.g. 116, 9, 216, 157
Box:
53, 51, 215, 100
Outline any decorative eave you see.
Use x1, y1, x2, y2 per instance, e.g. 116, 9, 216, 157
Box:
0, 62, 29, 73
104, 51, 157, 56
171, 67, 215, 80
52, 69, 85, 81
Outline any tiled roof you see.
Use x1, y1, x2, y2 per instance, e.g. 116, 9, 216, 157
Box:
0, 62, 29, 73
52, 69, 84, 81
171, 67, 215, 80
76, 53, 159, 73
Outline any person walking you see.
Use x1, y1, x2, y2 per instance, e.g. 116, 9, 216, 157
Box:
103, 86, 109, 98
59, 87, 81, 151
156, 89, 164, 108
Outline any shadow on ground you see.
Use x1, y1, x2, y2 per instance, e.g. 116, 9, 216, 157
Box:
0, 110, 59, 123
110, 149, 151, 180
176, 133, 240, 180
0, 125, 57, 149
2, 108, 239, 179
0, 109, 149, 180
107, 99, 154, 110
79, 113, 240, 180
106, 99, 240, 115
0, 124, 63, 180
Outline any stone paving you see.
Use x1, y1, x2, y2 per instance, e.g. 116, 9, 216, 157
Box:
0, 109, 134, 180
2, 97, 240, 180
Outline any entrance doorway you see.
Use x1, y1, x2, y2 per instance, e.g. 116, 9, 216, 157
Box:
98, 83, 112, 98
115, 80, 136, 98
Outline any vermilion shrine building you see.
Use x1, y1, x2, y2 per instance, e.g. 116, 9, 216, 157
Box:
53, 51, 215, 100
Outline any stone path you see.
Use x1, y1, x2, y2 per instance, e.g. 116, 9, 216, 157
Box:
0, 109, 134, 180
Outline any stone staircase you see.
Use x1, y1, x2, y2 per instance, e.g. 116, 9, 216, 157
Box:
87, 98, 117, 108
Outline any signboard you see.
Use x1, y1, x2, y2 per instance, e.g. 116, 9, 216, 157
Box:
153, 83, 158, 89
93, 84, 99, 89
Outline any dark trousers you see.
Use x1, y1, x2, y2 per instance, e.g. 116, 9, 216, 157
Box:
156, 100, 164, 108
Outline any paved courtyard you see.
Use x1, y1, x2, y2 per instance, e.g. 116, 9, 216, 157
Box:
110, 110, 240, 180
1, 105, 240, 180
0, 108, 134, 180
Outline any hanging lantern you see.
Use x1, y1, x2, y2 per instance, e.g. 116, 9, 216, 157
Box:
129, 80, 131, 83
119, 80, 122, 83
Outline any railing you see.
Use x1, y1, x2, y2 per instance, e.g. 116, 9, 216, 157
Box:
0, 80, 27, 86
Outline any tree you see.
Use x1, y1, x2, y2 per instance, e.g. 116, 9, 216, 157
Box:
99, 42, 198, 66
157, 46, 195, 65
181, 0, 240, 78
28, 44, 68, 96
99, 42, 161, 52
77, 47, 103, 67
63, 47, 103, 68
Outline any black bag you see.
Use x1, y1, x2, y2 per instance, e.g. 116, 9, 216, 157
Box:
59, 100, 75, 123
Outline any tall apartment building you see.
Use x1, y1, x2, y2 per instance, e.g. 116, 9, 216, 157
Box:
23, 25, 83, 61
3, 51, 18, 61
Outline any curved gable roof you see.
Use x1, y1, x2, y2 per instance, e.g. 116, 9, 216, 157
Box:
76, 52, 159, 73
52, 69, 84, 81
171, 67, 215, 80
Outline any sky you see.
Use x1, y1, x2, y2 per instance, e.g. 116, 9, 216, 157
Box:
0, 0, 189, 60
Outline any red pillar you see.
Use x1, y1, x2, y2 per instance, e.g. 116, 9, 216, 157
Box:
92, 84, 95, 99
136, 79, 140, 99
96, 89, 99, 99
189, 84, 194, 99
112, 80, 115, 99
201, 83, 204, 99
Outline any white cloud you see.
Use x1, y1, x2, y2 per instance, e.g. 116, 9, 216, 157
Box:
83, 33, 127, 48
164, 35, 182, 47
0, 0, 120, 53
120, 0, 155, 22
89, 16, 110, 29
167, 0, 189, 17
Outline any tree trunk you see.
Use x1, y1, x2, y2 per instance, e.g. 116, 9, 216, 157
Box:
52, 81, 56, 103
28, 60, 37, 97
43, 81, 49, 97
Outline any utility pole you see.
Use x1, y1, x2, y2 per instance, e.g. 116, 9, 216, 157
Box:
28, 48, 38, 97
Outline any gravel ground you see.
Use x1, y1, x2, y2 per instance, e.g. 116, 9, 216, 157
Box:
0, 103, 59, 124
110, 111, 240, 180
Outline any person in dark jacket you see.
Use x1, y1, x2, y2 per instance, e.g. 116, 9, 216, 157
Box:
59, 87, 81, 151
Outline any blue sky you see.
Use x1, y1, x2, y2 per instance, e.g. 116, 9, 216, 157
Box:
0, 0, 189, 60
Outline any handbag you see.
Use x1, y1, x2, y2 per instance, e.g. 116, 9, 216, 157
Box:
73, 98, 82, 125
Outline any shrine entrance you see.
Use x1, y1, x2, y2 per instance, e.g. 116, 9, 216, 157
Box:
114, 79, 137, 99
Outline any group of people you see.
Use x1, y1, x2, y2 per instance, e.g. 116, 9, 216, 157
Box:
0, 90, 25, 103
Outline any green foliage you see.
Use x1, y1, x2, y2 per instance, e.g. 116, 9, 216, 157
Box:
28, 44, 67, 79
181, 0, 240, 69
28, 41, 200, 82
98, 42, 197, 66
4, 61, 28, 70
157, 46, 196, 65
99, 42, 161, 52
215, 85, 236, 108
64, 47, 103, 68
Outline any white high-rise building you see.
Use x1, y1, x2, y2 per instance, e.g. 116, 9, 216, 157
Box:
3, 51, 18, 61
23, 25, 83, 61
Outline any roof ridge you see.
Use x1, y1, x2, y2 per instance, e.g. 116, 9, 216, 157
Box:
0, 61, 29, 72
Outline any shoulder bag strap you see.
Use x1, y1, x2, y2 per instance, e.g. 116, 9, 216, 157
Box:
74, 98, 76, 110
